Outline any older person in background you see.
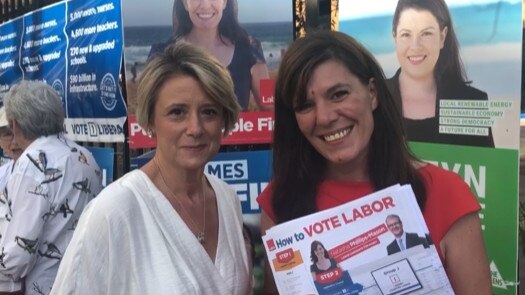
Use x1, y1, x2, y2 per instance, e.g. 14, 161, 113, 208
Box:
0, 106, 23, 188
0, 106, 23, 295
0, 81, 102, 295
52, 42, 251, 294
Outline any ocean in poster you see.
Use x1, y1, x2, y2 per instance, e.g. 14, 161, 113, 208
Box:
339, 1, 522, 99
123, 21, 293, 79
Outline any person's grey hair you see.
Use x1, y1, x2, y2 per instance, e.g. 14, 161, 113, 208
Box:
385, 214, 402, 223
137, 41, 240, 135
4, 80, 64, 140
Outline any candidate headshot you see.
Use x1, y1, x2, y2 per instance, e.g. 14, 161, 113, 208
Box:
385, 214, 429, 255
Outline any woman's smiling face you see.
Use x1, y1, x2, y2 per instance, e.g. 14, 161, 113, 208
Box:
294, 59, 377, 180
393, 8, 447, 80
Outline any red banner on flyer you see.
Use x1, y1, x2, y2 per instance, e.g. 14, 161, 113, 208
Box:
127, 112, 274, 149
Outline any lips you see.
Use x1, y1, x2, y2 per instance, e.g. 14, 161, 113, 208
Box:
182, 144, 206, 150
322, 127, 353, 142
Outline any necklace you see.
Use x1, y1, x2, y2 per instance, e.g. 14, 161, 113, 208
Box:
153, 157, 206, 244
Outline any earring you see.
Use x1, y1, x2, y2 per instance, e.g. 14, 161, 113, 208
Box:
147, 129, 153, 138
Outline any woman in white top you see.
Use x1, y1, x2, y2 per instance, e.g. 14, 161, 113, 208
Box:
52, 42, 251, 294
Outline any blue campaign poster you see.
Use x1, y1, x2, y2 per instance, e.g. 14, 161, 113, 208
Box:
0, 18, 23, 101
65, 0, 127, 142
206, 150, 272, 215
86, 146, 114, 187
0, 0, 127, 143
20, 1, 67, 102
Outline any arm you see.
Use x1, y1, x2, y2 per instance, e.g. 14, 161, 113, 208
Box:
260, 212, 279, 295
250, 62, 272, 111
0, 173, 47, 282
440, 212, 491, 294
51, 201, 108, 295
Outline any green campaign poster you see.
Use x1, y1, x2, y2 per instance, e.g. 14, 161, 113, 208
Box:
410, 142, 519, 292
338, 0, 521, 293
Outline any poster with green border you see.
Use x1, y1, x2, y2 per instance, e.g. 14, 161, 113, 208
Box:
338, 0, 521, 293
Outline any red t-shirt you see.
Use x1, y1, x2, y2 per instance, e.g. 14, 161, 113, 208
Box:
257, 164, 480, 260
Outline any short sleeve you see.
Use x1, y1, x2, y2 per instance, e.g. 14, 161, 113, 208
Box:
420, 164, 481, 249
248, 36, 266, 64
256, 181, 276, 222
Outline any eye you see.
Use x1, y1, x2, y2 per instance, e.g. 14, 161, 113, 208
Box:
168, 107, 185, 119
201, 107, 220, 117
331, 89, 349, 100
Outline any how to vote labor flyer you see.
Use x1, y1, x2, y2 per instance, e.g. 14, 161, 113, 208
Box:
262, 184, 454, 295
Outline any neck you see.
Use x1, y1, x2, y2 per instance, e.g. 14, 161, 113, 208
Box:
399, 71, 436, 94
152, 156, 206, 201
325, 155, 369, 182
185, 29, 224, 49
16, 135, 35, 151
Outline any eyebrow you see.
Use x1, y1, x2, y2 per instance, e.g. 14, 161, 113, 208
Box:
398, 26, 438, 33
324, 82, 350, 96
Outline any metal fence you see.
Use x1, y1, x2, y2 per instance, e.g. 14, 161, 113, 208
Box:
0, 0, 56, 23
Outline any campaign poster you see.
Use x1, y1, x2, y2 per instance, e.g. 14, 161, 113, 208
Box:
121, 0, 293, 148
0, 0, 127, 143
339, 0, 521, 293
86, 146, 115, 187
0, 17, 23, 102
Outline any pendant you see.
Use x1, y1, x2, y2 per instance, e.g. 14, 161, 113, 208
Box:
196, 232, 205, 244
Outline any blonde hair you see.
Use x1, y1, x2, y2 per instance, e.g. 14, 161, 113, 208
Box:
136, 42, 240, 135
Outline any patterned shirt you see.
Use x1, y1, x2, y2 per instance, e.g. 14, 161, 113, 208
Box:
0, 134, 103, 295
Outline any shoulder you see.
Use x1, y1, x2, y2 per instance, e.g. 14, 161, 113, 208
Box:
419, 164, 467, 188
206, 173, 236, 197
256, 181, 276, 222
418, 164, 480, 246
206, 173, 242, 212
385, 69, 401, 95
86, 170, 147, 216
237, 35, 265, 63
443, 83, 488, 100
419, 163, 475, 201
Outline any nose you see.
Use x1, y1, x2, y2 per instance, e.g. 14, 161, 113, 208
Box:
198, 0, 211, 7
410, 35, 422, 49
315, 100, 338, 126
186, 112, 204, 137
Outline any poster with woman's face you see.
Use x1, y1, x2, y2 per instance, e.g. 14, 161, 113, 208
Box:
339, 1, 522, 293
339, 0, 521, 149
122, 0, 293, 148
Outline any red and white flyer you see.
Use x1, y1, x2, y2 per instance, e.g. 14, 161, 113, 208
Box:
262, 184, 453, 295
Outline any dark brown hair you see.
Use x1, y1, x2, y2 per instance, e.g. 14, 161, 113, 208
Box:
271, 30, 426, 223
392, 0, 469, 86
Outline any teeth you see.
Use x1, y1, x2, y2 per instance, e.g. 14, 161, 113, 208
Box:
323, 128, 350, 142
197, 13, 213, 19
408, 56, 424, 62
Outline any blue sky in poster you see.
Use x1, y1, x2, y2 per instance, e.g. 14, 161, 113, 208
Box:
123, 0, 292, 26
339, 0, 521, 19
